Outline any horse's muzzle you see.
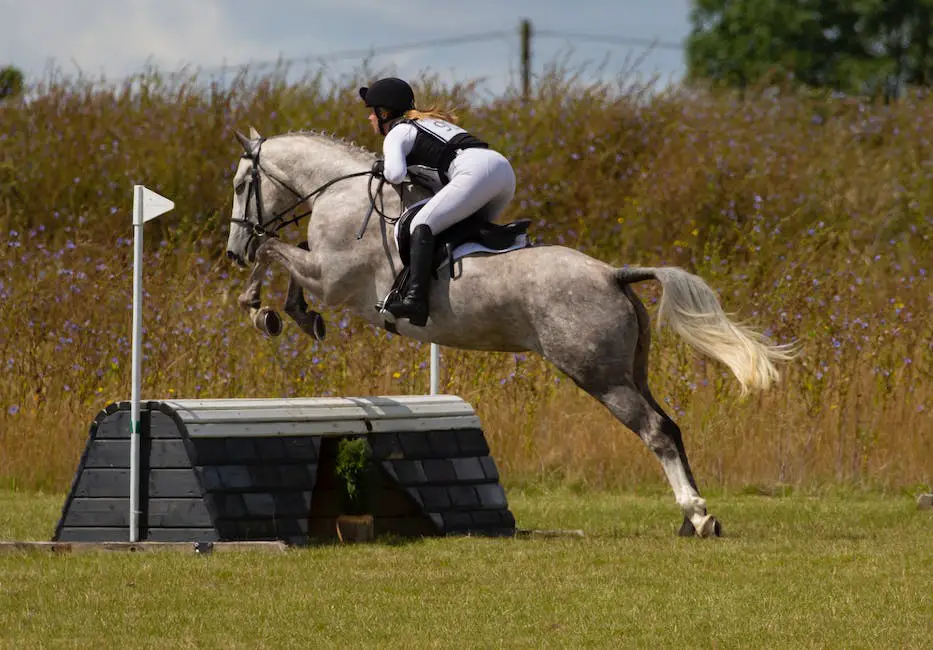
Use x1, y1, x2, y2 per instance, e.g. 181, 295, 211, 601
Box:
226, 249, 247, 268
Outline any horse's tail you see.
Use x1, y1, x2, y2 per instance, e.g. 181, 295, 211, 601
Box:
615, 266, 799, 394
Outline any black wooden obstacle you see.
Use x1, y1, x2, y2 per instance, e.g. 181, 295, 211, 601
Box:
54, 396, 515, 544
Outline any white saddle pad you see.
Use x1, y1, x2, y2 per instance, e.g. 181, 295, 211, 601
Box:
439, 234, 530, 270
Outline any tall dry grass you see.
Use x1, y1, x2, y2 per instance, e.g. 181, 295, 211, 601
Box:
0, 67, 929, 493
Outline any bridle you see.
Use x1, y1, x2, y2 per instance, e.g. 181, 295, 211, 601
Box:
229, 137, 391, 255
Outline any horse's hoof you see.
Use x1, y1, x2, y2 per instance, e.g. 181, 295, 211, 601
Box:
694, 515, 722, 538
251, 306, 282, 337
308, 311, 326, 341
677, 517, 696, 537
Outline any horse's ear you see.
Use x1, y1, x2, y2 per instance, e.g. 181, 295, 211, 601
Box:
249, 125, 262, 140
234, 130, 252, 153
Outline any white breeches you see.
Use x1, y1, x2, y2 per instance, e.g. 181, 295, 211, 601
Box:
409, 148, 516, 234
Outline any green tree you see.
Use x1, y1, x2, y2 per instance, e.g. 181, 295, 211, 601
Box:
0, 65, 24, 100
687, 0, 933, 94
860, 0, 933, 87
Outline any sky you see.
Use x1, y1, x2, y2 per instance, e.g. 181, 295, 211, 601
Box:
0, 0, 692, 97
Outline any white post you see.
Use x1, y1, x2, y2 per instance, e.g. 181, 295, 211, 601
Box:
430, 343, 440, 395
129, 185, 174, 542
130, 186, 143, 542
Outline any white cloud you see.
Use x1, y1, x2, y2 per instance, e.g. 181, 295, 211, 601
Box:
1, 0, 282, 80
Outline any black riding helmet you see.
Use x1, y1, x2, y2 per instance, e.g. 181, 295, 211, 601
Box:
359, 77, 415, 134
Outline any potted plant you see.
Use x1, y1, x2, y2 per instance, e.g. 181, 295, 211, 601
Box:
334, 437, 376, 542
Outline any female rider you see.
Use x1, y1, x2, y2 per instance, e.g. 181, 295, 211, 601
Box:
360, 77, 516, 327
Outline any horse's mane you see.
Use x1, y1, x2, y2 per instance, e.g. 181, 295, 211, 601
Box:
270, 129, 376, 162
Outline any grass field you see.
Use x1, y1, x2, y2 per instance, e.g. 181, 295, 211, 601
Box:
2, 488, 931, 649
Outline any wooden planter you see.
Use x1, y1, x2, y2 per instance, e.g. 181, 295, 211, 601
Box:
336, 514, 374, 543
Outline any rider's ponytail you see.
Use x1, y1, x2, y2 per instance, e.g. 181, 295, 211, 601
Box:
405, 107, 459, 124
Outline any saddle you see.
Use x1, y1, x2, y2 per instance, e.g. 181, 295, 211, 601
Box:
395, 201, 532, 272
375, 202, 532, 321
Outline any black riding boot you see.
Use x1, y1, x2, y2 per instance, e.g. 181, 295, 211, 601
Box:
385, 224, 434, 326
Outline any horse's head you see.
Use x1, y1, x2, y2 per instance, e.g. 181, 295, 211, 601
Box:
226, 127, 300, 267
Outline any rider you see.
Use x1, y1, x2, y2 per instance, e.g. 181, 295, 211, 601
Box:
360, 77, 516, 327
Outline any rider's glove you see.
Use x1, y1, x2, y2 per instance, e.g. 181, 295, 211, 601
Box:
372, 158, 385, 178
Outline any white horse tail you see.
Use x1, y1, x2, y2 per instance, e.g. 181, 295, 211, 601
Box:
615, 266, 799, 394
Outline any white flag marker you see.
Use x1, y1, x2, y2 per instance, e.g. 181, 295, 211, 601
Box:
129, 185, 174, 542
137, 186, 175, 224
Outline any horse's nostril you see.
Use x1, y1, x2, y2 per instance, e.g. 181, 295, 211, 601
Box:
226, 250, 246, 267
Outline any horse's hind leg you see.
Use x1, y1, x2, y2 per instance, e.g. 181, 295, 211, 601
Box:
634, 389, 708, 537
596, 382, 721, 537
622, 284, 715, 537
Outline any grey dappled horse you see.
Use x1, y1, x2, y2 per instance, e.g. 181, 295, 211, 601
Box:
224, 127, 797, 537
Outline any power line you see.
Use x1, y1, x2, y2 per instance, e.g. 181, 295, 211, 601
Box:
198, 27, 682, 77
537, 29, 684, 51
118, 24, 681, 86
200, 30, 514, 75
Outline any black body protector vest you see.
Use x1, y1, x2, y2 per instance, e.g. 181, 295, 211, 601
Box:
398, 118, 489, 190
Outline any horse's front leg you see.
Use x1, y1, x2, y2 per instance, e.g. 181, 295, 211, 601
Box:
284, 242, 326, 341
238, 237, 324, 337
237, 242, 283, 337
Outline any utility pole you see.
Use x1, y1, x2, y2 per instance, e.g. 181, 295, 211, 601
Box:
520, 18, 532, 102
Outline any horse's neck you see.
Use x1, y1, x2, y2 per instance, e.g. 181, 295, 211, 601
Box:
276, 133, 431, 214
273, 134, 375, 234
274, 135, 436, 299
271, 137, 396, 280
283, 135, 371, 190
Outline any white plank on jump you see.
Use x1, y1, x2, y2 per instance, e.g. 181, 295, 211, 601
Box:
161, 395, 476, 426
162, 397, 363, 411
170, 406, 374, 424
162, 395, 469, 412
150, 395, 480, 437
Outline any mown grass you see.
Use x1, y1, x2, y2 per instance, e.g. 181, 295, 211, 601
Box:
2, 488, 932, 649
0, 65, 930, 494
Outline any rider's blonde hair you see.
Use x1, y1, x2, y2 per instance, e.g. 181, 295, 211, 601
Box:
404, 107, 459, 124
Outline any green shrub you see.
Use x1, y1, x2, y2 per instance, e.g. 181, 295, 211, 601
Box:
0, 65, 23, 100
335, 437, 375, 515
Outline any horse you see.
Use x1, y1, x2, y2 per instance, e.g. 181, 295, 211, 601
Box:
224, 126, 797, 537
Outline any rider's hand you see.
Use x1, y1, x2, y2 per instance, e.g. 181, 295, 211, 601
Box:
372, 158, 385, 178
